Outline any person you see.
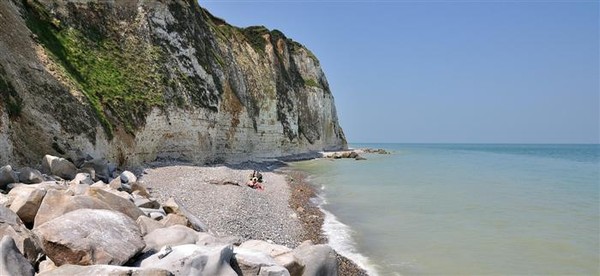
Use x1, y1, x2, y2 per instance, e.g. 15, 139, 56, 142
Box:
247, 176, 264, 191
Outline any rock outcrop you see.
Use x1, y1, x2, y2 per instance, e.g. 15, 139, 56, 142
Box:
0, 0, 346, 167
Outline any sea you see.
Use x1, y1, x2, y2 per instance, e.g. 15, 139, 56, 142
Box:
290, 143, 600, 275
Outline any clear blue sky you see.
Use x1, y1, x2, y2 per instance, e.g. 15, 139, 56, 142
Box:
201, 0, 599, 144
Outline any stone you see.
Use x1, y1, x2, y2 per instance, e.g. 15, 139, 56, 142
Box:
259, 265, 291, 276
81, 158, 111, 183
0, 193, 8, 206
90, 181, 106, 188
70, 172, 94, 185
37, 264, 172, 276
77, 167, 96, 182
41, 155, 77, 180
0, 206, 41, 264
0, 165, 18, 190
144, 225, 199, 252
33, 189, 111, 228
140, 207, 166, 220
0, 236, 35, 276
120, 170, 137, 183
131, 181, 151, 197
232, 247, 278, 275
8, 185, 47, 224
134, 197, 160, 209
163, 197, 208, 232
240, 240, 304, 276
139, 244, 236, 276
161, 213, 189, 227
109, 177, 123, 190
292, 241, 338, 276
33, 209, 145, 266
17, 167, 44, 184
85, 187, 145, 221
136, 216, 165, 236
38, 258, 57, 274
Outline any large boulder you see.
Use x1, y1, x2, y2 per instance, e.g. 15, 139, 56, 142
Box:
8, 185, 47, 224
0, 165, 18, 190
139, 244, 236, 276
85, 187, 145, 221
144, 225, 199, 252
163, 197, 208, 232
0, 206, 42, 264
33, 209, 145, 266
0, 236, 35, 276
292, 241, 338, 276
33, 189, 111, 228
232, 247, 280, 276
240, 240, 304, 276
17, 167, 44, 184
37, 264, 172, 276
41, 155, 77, 180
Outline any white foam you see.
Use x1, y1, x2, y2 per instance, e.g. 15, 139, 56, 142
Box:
320, 206, 381, 276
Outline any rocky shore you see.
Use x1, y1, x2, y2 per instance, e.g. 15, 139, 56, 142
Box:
0, 154, 368, 275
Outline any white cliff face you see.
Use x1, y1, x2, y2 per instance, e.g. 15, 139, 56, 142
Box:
0, 0, 346, 166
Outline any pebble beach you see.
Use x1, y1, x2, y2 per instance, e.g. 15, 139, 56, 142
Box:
140, 161, 367, 275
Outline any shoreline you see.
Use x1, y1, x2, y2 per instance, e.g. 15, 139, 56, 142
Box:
283, 167, 369, 276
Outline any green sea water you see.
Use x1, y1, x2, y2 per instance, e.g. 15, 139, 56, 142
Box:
290, 144, 600, 275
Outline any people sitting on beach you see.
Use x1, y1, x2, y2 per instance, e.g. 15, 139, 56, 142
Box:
247, 176, 264, 191
247, 170, 264, 190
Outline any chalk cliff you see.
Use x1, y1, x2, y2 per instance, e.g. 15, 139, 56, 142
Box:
0, 0, 347, 166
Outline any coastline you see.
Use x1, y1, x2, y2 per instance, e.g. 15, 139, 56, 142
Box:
141, 160, 368, 275
283, 168, 369, 276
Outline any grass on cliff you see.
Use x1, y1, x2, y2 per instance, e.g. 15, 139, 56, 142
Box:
0, 68, 22, 118
24, 0, 166, 137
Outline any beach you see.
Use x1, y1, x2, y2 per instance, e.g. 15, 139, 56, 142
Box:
139, 160, 367, 275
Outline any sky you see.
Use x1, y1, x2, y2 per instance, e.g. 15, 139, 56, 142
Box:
200, 0, 599, 144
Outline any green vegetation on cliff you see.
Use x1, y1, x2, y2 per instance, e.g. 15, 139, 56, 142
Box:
0, 65, 22, 118
23, 0, 166, 137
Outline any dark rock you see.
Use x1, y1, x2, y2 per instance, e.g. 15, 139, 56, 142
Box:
0, 235, 35, 276
0, 165, 18, 190
81, 158, 112, 183
0, 206, 42, 264
17, 167, 44, 184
